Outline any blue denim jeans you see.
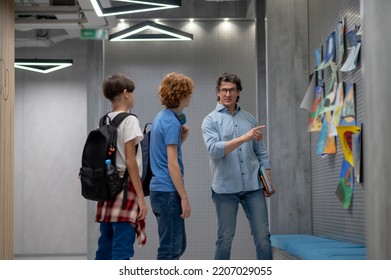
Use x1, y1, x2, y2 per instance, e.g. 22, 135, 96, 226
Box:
212, 189, 272, 260
150, 191, 186, 260
95, 222, 136, 260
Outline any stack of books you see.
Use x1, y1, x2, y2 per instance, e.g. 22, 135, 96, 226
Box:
259, 166, 272, 194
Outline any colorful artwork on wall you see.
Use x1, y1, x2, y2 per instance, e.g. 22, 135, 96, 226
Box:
336, 125, 362, 209
320, 31, 336, 69
316, 114, 328, 155
352, 124, 362, 183
315, 46, 323, 86
306, 17, 363, 210
321, 111, 337, 155
308, 86, 324, 132
337, 17, 345, 65
319, 79, 337, 115
340, 27, 361, 72
330, 82, 344, 136
340, 82, 356, 126
300, 73, 316, 112
337, 125, 361, 167
335, 158, 354, 209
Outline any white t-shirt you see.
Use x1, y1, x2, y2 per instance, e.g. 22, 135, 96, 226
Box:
107, 112, 143, 177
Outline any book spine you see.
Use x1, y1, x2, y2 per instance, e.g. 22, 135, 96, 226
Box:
260, 166, 272, 193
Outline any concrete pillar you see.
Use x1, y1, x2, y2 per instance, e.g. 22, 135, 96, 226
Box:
362, 0, 391, 259
264, 0, 311, 234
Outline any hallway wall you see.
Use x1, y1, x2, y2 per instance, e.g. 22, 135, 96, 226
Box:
14, 40, 88, 258
308, 0, 365, 244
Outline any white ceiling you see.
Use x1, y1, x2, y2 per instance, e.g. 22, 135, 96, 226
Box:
14, 0, 255, 48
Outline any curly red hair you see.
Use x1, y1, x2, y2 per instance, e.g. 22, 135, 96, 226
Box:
159, 72, 194, 109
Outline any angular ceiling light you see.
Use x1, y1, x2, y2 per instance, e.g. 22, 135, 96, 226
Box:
15, 59, 73, 74
90, 0, 181, 17
109, 20, 193, 41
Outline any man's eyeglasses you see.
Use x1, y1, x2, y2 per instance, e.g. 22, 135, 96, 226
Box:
219, 88, 239, 94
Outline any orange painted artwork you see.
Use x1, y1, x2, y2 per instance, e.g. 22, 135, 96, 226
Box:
308, 86, 324, 132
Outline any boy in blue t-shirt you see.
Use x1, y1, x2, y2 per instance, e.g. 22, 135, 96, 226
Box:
149, 72, 194, 260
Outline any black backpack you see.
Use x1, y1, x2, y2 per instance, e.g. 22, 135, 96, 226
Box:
79, 112, 152, 207
79, 112, 131, 208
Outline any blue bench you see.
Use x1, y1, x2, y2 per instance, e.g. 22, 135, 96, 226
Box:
271, 234, 367, 260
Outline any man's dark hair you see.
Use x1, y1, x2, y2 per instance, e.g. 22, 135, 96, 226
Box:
215, 72, 243, 92
216, 72, 242, 103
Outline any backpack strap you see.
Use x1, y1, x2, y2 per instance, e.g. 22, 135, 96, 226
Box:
103, 112, 133, 160
121, 169, 129, 210
136, 122, 152, 153
109, 112, 135, 210
99, 113, 110, 127
111, 112, 132, 127
143, 122, 152, 133
99, 112, 136, 127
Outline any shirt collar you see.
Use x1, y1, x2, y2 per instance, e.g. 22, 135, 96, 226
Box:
215, 103, 241, 114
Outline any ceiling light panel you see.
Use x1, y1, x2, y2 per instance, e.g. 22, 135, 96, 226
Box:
90, 0, 181, 17
109, 20, 193, 41
15, 59, 73, 74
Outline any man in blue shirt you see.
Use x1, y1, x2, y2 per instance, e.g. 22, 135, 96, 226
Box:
201, 72, 275, 260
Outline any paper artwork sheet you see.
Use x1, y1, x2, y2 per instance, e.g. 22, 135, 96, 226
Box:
308, 86, 324, 132
336, 125, 361, 167
316, 115, 328, 155
323, 112, 337, 155
330, 82, 344, 136
319, 80, 337, 115
300, 73, 316, 112
316, 111, 336, 156
340, 28, 361, 72
347, 42, 361, 71
340, 82, 356, 126
337, 17, 345, 65
318, 31, 336, 70
335, 158, 354, 209
315, 46, 323, 86
340, 43, 361, 72
356, 24, 363, 36
352, 123, 362, 183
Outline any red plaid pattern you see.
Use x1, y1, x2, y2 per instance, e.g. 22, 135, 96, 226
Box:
95, 181, 146, 247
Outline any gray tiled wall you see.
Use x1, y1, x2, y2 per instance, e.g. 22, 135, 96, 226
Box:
308, 0, 365, 244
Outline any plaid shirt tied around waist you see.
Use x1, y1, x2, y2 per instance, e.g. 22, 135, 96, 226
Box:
95, 181, 146, 247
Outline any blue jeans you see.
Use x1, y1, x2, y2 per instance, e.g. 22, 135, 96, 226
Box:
150, 191, 186, 260
212, 189, 272, 260
95, 222, 136, 260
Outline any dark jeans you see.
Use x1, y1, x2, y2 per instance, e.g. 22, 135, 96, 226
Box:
212, 188, 272, 260
150, 191, 186, 260
95, 222, 136, 260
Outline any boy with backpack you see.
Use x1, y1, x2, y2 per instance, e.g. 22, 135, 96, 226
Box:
94, 73, 148, 260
